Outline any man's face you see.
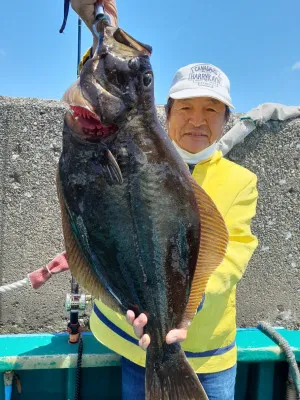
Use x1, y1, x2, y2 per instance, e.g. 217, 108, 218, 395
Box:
168, 97, 226, 153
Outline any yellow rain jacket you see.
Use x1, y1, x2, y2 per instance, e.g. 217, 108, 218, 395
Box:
90, 150, 258, 373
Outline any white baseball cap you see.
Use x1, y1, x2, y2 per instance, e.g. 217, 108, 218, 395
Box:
168, 63, 234, 109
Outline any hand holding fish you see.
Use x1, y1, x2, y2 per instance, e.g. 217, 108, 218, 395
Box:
126, 311, 188, 350
70, 0, 118, 31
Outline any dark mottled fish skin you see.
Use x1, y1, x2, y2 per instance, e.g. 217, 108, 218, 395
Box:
59, 26, 209, 399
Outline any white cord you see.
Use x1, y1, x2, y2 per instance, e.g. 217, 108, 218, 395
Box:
45, 264, 52, 276
0, 277, 30, 293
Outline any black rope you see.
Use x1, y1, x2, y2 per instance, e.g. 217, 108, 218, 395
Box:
74, 335, 84, 400
59, 0, 70, 33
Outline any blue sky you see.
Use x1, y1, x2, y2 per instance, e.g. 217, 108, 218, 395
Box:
0, 0, 299, 112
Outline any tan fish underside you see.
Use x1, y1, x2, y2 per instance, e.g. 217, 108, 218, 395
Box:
182, 176, 229, 325
56, 171, 122, 313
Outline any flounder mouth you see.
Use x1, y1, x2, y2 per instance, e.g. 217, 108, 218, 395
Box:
70, 105, 118, 138
62, 80, 118, 139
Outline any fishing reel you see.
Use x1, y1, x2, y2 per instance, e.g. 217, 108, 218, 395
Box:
65, 293, 92, 313
65, 293, 92, 344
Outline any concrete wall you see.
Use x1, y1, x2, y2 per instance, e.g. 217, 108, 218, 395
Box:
0, 96, 299, 334
228, 115, 300, 329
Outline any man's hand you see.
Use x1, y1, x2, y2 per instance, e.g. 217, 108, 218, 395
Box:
71, 0, 118, 31
126, 311, 188, 351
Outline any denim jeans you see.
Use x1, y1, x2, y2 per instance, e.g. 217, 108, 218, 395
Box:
121, 357, 237, 400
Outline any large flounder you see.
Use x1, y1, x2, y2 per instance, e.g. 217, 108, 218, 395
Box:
58, 24, 228, 400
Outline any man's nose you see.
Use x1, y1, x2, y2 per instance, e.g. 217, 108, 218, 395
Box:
189, 111, 207, 127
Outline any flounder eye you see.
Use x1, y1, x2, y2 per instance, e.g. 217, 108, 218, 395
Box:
143, 72, 153, 87
128, 58, 140, 71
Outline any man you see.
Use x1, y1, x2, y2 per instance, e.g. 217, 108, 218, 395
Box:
54, 1, 258, 398
121, 64, 258, 400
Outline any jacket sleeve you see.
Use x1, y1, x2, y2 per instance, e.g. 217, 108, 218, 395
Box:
206, 175, 258, 294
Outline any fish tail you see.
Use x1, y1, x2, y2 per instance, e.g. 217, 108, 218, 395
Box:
145, 342, 208, 400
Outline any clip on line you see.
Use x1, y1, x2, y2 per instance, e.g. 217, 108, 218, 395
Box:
92, 2, 111, 54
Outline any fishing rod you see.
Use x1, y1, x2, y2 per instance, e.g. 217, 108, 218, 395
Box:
58, 3, 113, 347
59, 0, 84, 344
77, 17, 82, 75
58, 4, 102, 397
59, 0, 82, 75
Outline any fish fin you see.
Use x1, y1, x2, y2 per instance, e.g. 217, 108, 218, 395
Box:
113, 28, 152, 56
183, 177, 229, 323
146, 343, 208, 400
56, 171, 122, 313
100, 149, 123, 185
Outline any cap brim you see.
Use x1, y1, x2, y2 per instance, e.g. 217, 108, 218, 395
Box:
169, 88, 235, 109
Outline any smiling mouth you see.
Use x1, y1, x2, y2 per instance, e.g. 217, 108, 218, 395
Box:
70, 105, 118, 138
184, 133, 209, 138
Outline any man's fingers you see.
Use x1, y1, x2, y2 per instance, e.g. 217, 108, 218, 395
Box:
126, 311, 150, 350
103, 0, 118, 26
126, 310, 135, 325
127, 313, 187, 348
139, 334, 150, 350
70, 0, 95, 31
166, 328, 187, 344
133, 313, 148, 338
70, 0, 118, 31
126, 311, 148, 339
